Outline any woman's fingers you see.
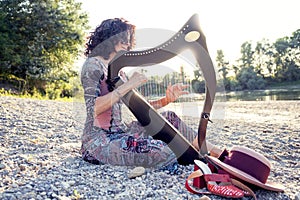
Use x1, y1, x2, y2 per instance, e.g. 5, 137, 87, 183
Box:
166, 83, 190, 102
127, 72, 147, 89
171, 83, 189, 94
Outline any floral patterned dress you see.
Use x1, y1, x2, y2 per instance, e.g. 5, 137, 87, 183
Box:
80, 57, 196, 169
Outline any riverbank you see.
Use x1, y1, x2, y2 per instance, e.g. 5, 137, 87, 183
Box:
0, 96, 299, 199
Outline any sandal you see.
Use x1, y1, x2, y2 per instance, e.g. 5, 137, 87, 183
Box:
186, 160, 257, 199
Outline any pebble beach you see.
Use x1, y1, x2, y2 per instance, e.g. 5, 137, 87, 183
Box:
0, 95, 299, 200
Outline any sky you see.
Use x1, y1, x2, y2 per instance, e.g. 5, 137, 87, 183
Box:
77, 0, 299, 65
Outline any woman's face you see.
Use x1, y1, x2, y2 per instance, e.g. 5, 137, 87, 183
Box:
114, 31, 131, 52
115, 41, 130, 52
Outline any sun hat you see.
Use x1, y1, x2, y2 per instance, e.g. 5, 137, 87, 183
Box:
206, 146, 285, 192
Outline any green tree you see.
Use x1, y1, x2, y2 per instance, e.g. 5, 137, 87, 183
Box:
253, 39, 273, 78
235, 41, 266, 90
191, 64, 205, 93
236, 66, 266, 90
215, 49, 230, 90
0, 0, 89, 97
273, 34, 300, 82
239, 41, 254, 68
179, 65, 186, 83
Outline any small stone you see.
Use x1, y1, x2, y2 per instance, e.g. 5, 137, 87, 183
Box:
51, 193, 58, 198
14, 192, 23, 199
263, 129, 273, 133
295, 192, 300, 200
61, 182, 70, 189
57, 195, 71, 200
128, 166, 145, 179
0, 163, 6, 170
68, 180, 76, 186
25, 184, 33, 189
199, 195, 211, 200
19, 164, 26, 171
51, 185, 59, 192
40, 192, 47, 196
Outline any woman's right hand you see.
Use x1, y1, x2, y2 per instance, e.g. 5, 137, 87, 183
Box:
94, 72, 147, 117
126, 72, 147, 89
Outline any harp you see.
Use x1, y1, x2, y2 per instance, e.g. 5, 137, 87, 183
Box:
107, 14, 216, 165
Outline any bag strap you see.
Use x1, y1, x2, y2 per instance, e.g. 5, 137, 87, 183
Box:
231, 178, 257, 200
185, 168, 257, 200
185, 169, 210, 195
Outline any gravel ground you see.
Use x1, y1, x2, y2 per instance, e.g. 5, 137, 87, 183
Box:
0, 96, 299, 200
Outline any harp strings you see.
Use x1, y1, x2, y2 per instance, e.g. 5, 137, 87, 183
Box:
125, 60, 204, 125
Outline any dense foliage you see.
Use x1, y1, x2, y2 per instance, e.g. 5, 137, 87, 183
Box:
0, 0, 89, 98
213, 29, 300, 91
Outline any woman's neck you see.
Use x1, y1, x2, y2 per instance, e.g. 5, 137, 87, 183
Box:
96, 52, 116, 66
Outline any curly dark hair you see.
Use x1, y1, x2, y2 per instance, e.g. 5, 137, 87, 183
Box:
84, 18, 136, 59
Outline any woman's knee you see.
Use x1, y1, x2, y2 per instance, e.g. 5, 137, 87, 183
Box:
161, 110, 178, 120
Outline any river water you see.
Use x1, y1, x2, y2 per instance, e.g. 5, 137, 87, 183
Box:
224, 88, 300, 101
158, 88, 300, 118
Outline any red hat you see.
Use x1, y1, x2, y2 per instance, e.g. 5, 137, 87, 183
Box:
206, 146, 284, 192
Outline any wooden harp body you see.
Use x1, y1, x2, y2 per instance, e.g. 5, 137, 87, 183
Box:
107, 14, 216, 165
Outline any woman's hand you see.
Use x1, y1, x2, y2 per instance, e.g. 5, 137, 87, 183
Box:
126, 72, 147, 89
166, 83, 189, 103
94, 72, 147, 117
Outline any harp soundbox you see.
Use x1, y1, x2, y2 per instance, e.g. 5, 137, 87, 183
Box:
107, 14, 216, 165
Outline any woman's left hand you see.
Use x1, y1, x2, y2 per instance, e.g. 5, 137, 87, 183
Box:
166, 83, 189, 103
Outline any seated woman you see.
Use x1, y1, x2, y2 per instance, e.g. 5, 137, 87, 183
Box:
80, 17, 222, 170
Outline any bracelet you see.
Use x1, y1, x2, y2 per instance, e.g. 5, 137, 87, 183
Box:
114, 88, 122, 99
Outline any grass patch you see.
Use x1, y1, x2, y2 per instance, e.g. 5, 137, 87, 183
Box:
0, 88, 77, 102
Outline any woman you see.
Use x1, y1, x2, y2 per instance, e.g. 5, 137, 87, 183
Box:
80, 18, 222, 170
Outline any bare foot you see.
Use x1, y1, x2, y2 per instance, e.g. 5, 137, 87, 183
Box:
192, 137, 223, 158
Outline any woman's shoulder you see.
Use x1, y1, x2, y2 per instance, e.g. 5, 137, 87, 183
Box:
81, 57, 106, 80
82, 57, 105, 73
83, 57, 105, 68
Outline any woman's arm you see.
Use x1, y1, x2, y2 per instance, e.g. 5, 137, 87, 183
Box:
149, 97, 169, 109
94, 72, 147, 117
